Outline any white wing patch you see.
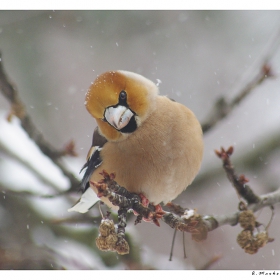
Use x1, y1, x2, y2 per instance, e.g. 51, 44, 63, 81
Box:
68, 187, 99, 213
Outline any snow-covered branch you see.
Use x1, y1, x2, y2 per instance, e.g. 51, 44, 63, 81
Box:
0, 52, 80, 192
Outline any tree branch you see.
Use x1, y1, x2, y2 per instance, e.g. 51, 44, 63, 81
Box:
215, 146, 260, 204
201, 63, 274, 133
89, 168, 279, 254
201, 28, 280, 134
0, 51, 80, 192
209, 188, 280, 228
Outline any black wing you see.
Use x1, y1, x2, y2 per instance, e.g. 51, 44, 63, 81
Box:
80, 127, 107, 192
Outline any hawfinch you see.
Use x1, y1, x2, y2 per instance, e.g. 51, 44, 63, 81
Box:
68, 71, 203, 213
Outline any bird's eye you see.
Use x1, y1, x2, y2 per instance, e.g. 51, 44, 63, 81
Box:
119, 91, 127, 100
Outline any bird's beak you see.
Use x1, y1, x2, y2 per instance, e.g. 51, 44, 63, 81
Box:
104, 105, 134, 130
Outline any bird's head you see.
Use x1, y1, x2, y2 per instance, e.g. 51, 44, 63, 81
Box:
85, 71, 158, 141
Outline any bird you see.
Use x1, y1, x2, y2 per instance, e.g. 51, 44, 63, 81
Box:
68, 70, 203, 214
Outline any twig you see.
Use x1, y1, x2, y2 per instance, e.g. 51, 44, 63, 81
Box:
0, 187, 69, 199
213, 145, 277, 253
182, 232, 187, 259
202, 30, 280, 134
91, 170, 280, 243
117, 207, 128, 238
91, 171, 155, 222
169, 229, 177, 261
0, 52, 80, 192
215, 146, 260, 204
212, 188, 280, 228
202, 63, 274, 133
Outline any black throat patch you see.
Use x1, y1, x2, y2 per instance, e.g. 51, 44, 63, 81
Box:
119, 115, 137, 133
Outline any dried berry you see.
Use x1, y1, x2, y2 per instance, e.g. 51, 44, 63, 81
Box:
237, 230, 252, 249
238, 210, 255, 231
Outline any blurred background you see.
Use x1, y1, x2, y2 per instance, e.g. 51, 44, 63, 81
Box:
0, 10, 280, 269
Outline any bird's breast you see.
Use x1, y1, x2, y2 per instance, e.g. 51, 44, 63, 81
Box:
92, 96, 203, 205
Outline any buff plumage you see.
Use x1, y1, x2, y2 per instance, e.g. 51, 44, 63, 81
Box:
69, 70, 203, 213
